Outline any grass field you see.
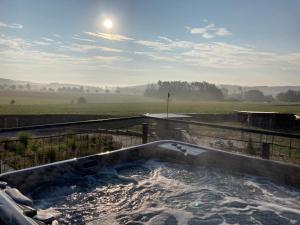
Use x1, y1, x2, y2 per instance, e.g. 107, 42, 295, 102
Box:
0, 91, 300, 115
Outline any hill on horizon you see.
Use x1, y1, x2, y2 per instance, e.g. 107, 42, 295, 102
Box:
1, 77, 300, 96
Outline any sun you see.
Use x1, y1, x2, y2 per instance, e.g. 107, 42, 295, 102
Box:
103, 19, 113, 29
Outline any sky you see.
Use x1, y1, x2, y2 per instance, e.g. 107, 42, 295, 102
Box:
0, 0, 300, 86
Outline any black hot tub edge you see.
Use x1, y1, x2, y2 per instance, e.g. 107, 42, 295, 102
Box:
0, 140, 299, 225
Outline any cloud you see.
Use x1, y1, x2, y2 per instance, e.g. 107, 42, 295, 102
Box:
93, 55, 131, 63
34, 41, 51, 46
134, 51, 178, 62
202, 33, 214, 39
137, 36, 196, 51
84, 32, 133, 41
0, 34, 32, 50
62, 43, 122, 53
1, 31, 300, 78
0, 34, 127, 67
53, 34, 61, 38
215, 28, 232, 37
72, 35, 96, 43
133, 36, 300, 70
0, 21, 23, 29
135, 40, 172, 51
136, 36, 195, 51
186, 24, 232, 39
41, 37, 55, 42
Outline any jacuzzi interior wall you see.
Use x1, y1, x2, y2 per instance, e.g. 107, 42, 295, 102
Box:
151, 142, 300, 188
0, 147, 143, 194
0, 141, 300, 193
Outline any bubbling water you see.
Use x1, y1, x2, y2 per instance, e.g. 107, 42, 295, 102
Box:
30, 160, 300, 225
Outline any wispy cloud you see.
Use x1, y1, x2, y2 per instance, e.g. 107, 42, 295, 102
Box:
134, 51, 178, 62
186, 24, 232, 39
0, 34, 128, 68
136, 36, 194, 51
1, 30, 300, 79
34, 41, 51, 46
134, 36, 300, 70
0, 34, 32, 50
93, 55, 131, 63
215, 28, 232, 37
72, 35, 96, 43
84, 32, 133, 41
135, 40, 172, 51
62, 43, 122, 53
53, 34, 61, 38
41, 37, 55, 42
0, 21, 23, 29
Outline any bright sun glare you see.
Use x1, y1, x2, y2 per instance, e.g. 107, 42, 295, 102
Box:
103, 19, 113, 29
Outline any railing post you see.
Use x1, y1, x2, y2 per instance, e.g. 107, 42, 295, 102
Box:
261, 143, 270, 159
289, 138, 292, 159
142, 123, 148, 144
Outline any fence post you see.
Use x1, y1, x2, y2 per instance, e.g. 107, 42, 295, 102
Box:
261, 143, 270, 159
142, 123, 148, 144
289, 138, 292, 159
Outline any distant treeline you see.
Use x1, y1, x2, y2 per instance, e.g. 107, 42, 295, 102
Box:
144, 81, 300, 102
277, 90, 300, 102
144, 81, 224, 100
239, 89, 300, 102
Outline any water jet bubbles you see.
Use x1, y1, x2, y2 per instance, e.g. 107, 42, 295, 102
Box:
194, 201, 201, 208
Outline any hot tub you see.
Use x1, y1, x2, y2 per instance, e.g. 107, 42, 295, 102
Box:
0, 140, 300, 225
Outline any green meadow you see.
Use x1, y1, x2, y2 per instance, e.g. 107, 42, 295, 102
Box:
0, 91, 299, 115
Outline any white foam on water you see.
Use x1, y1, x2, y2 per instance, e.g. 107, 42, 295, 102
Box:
30, 160, 300, 225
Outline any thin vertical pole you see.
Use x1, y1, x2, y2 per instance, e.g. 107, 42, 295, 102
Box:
289, 138, 292, 159
166, 91, 170, 119
142, 123, 148, 144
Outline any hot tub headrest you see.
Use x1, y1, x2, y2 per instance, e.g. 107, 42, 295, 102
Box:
5, 187, 33, 207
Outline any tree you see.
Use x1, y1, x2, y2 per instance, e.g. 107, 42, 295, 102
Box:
144, 81, 224, 100
9, 84, 16, 90
264, 95, 274, 102
77, 96, 87, 104
26, 83, 31, 90
80, 86, 84, 92
276, 90, 300, 102
220, 88, 229, 97
17, 131, 32, 148
115, 87, 121, 94
10, 99, 15, 105
244, 90, 265, 102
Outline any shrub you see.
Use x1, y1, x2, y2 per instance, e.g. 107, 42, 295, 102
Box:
28, 140, 39, 152
46, 148, 57, 163
246, 138, 256, 155
36, 148, 45, 163
17, 131, 32, 148
77, 96, 87, 104
15, 142, 26, 155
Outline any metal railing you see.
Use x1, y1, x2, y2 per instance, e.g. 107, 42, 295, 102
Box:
147, 117, 300, 164
0, 117, 148, 173
0, 115, 299, 174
